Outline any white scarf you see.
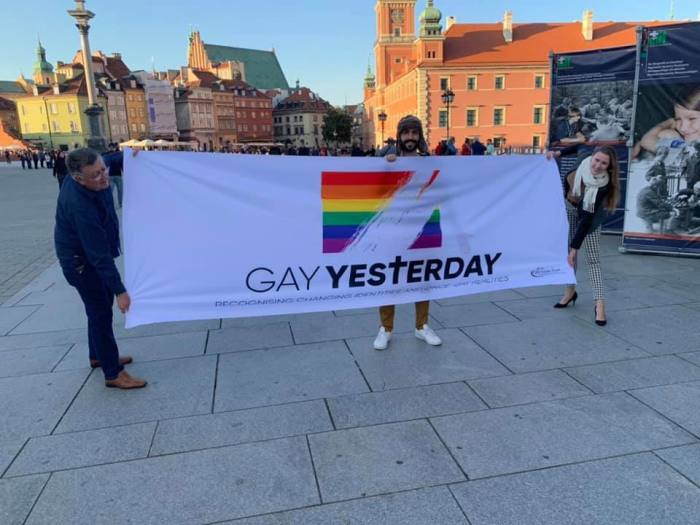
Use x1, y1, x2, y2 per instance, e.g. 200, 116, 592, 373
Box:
572, 156, 609, 212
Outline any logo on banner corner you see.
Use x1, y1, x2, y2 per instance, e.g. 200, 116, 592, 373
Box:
648, 30, 668, 47
557, 56, 573, 70
530, 266, 563, 278
321, 170, 442, 254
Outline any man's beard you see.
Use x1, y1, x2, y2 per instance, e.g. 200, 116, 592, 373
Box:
400, 139, 418, 152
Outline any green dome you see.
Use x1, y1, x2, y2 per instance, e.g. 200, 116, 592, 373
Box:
419, 0, 441, 23
34, 41, 53, 73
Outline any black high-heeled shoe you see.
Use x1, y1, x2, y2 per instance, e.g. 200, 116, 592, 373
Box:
554, 291, 577, 308
594, 304, 607, 326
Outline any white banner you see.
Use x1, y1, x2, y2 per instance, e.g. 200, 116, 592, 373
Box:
123, 152, 575, 328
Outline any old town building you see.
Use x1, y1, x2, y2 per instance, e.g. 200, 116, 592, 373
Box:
187, 31, 289, 92
122, 75, 148, 139
73, 51, 132, 143
364, 1, 658, 150
273, 85, 331, 148
230, 79, 273, 143
174, 84, 215, 148
16, 74, 109, 149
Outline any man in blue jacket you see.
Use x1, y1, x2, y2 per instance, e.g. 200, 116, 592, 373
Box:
55, 148, 146, 389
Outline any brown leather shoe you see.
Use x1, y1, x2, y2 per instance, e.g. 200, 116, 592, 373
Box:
90, 356, 133, 369
105, 370, 147, 389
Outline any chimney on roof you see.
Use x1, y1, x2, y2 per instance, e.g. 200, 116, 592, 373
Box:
112, 52, 121, 59
502, 11, 513, 43
53, 84, 60, 95
582, 10, 593, 41
446, 16, 456, 31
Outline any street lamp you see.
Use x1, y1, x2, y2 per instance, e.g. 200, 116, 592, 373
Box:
42, 97, 54, 150
377, 110, 387, 146
441, 89, 455, 141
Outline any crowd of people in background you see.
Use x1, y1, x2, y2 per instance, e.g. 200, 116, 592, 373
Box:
2, 134, 524, 166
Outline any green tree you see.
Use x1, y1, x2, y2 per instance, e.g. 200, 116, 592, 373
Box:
322, 108, 353, 145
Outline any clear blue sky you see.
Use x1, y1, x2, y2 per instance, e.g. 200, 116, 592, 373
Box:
2, 1, 696, 105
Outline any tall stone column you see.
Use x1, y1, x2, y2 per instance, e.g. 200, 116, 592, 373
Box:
67, 0, 106, 151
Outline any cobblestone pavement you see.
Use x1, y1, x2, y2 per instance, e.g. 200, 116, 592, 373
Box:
0, 163, 58, 305
1, 164, 700, 523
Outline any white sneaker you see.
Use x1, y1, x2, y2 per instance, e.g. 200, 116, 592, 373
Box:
373, 327, 392, 350
415, 324, 442, 346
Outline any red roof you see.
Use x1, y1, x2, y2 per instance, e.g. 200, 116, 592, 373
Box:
189, 69, 220, 88
105, 56, 131, 79
0, 120, 33, 150
443, 20, 676, 65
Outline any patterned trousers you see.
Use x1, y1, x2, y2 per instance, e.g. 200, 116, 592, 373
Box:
566, 202, 605, 301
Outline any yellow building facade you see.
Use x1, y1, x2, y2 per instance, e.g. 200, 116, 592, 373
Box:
16, 78, 108, 149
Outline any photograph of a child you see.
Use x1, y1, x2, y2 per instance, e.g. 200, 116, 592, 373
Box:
628, 84, 700, 237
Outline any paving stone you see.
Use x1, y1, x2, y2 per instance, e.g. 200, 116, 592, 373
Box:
434, 289, 525, 306
584, 305, 700, 355
8, 299, 123, 334
428, 301, 519, 327
230, 486, 468, 524
1, 266, 61, 307
450, 453, 700, 525
464, 318, 649, 373
583, 286, 693, 314
0, 439, 25, 476
215, 341, 368, 412
0, 345, 69, 378
308, 420, 465, 502
680, 351, 700, 366
54, 331, 207, 371
151, 400, 332, 455
0, 475, 49, 525
468, 370, 592, 408
55, 356, 216, 434
655, 444, 700, 486
511, 284, 569, 299
0, 306, 39, 335
328, 382, 485, 429
206, 322, 294, 354
651, 280, 700, 302
0, 329, 86, 352
15, 287, 78, 306
659, 268, 700, 286
290, 310, 428, 345
495, 294, 598, 321
0, 369, 89, 442
115, 318, 220, 338
604, 253, 697, 277
630, 381, 700, 436
221, 312, 331, 328
6, 422, 155, 477
347, 329, 510, 390
565, 356, 700, 394
431, 392, 695, 479
26, 436, 318, 524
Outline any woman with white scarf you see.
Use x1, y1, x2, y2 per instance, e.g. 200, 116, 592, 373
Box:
547, 146, 620, 325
